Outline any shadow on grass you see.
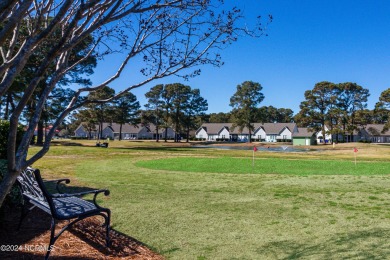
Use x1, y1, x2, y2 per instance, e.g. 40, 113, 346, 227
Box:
47, 141, 84, 146
109, 146, 195, 153
256, 228, 390, 259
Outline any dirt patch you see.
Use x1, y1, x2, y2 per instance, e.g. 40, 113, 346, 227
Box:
0, 206, 163, 259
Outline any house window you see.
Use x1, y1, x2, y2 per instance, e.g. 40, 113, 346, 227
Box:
283, 135, 287, 140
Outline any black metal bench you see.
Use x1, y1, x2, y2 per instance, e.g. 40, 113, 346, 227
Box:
16, 167, 111, 259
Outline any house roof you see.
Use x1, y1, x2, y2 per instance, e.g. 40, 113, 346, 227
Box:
146, 124, 175, 134
74, 122, 111, 133
293, 128, 315, 137
198, 123, 297, 135
107, 123, 143, 133
197, 123, 231, 135
363, 124, 390, 136
253, 123, 297, 135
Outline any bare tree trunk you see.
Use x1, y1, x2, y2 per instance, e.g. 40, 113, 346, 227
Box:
0, 170, 19, 208
3, 95, 9, 120
36, 120, 44, 145
164, 127, 168, 142
156, 124, 159, 142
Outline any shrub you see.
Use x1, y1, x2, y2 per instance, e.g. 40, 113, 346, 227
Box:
0, 120, 24, 160
0, 120, 24, 208
0, 159, 23, 206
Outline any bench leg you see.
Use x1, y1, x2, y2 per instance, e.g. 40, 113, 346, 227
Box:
17, 202, 35, 230
45, 218, 56, 260
17, 203, 28, 230
104, 210, 111, 247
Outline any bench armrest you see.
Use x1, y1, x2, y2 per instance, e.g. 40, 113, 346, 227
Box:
44, 178, 71, 193
52, 189, 110, 208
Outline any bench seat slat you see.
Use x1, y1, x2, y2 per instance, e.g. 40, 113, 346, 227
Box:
53, 196, 98, 219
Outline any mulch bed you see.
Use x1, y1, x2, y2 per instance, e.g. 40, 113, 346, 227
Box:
0, 206, 163, 259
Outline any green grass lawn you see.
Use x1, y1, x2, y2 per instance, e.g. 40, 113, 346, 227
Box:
31, 141, 390, 259
135, 157, 390, 175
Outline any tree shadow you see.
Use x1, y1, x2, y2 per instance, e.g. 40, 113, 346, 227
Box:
109, 146, 195, 153
256, 228, 390, 259
51, 141, 83, 146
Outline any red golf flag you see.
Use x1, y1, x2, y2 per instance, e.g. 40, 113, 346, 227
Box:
354, 147, 358, 153
253, 146, 258, 152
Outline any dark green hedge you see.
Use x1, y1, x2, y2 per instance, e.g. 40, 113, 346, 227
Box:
0, 120, 25, 207
0, 120, 24, 160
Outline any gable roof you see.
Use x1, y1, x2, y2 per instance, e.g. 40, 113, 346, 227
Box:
198, 123, 297, 135
106, 123, 143, 133
293, 127, 315, 137
103, 123, 175, 134
363, 124, 390, 136
198, 123, 231, 134
253, 123, 297, 135
74, 122, 111, 133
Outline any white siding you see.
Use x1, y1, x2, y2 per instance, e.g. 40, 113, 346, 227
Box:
74, 126, 88, 137
102, 127, 114, 139
266, 134, 277, 142
138, 127, 153, 139
219, 128, 230, 139
196, 128, 208, 139
163, 128, 176, 139
316, 126, 332, 144
208, 134, 218, 141
252, 128, 266, 140
277, 128, 292, 140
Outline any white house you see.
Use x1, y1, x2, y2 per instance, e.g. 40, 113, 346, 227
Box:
195, 123, 230, 141
195, 123, 298, 142
253, 123, 297, 142
315, 125, 333, 144
252, 126, 266, 141
357, 124, 390, 143
74, 123, 175, 140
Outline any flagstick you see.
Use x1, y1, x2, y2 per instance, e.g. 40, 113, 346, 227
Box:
252, 149, 255, 168
354, 151, 357, 166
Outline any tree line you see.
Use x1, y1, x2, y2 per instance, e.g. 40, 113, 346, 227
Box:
294, 81, 390, 142
69, 81, 295, 142
73, 83, 208, 143
33, 80, 390, 145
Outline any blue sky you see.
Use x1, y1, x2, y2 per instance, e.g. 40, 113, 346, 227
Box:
90, 0, 390, 114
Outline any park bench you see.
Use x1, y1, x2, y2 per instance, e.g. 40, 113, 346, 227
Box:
16, 167, 111, 259
96, 142, 109, 148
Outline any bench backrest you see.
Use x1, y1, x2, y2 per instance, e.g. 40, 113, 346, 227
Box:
17, 167, 53, 215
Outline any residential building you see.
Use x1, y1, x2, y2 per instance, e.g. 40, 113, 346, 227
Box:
292, 128, 316, 146
357, 124, 390, 143
195, 123, 298, 142
74, 123, 175, 140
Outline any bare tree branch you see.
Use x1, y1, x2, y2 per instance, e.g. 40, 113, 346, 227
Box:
0, 0, 271, 208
